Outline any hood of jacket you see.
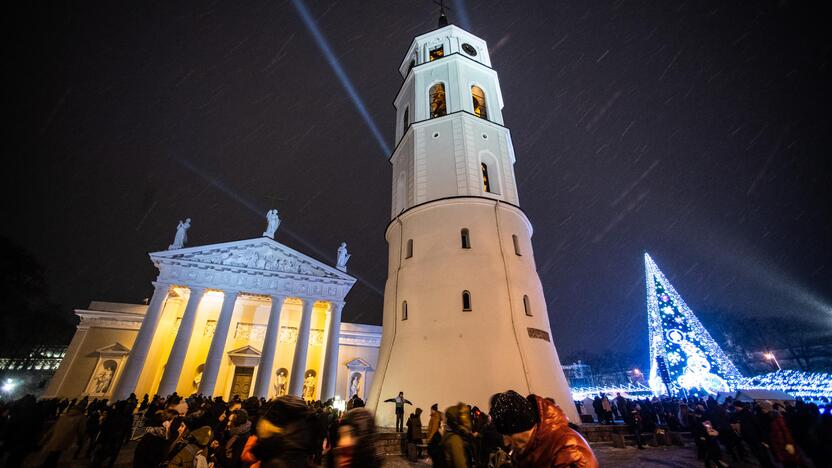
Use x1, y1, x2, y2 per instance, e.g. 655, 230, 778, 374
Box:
512, 396, 599, 468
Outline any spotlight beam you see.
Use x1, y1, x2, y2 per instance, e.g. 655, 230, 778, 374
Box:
290, 0, 391, 156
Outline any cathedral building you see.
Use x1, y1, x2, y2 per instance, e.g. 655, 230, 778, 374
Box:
366, 19, 578, 425
45, 218, 381, 403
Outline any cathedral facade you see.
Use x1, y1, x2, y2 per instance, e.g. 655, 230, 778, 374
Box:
45, 221, 381, 403
366, 22, 578, 425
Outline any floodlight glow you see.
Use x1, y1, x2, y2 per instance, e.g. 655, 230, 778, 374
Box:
290, 0, 391, 156
2, 379, 15, 393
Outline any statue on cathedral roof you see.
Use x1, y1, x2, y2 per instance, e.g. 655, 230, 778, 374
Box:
336, 242, 351, 272
263, 209, 281, 239
168, 218, 191, 250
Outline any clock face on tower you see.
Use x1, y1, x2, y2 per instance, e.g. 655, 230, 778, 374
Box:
461, 43, 477, 56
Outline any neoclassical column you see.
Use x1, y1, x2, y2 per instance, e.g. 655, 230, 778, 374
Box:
289, 298, 316, 397
198, 290, 239, 396
320, 301, 345, 400
253, 295, 286, 398
112, 282, 170, 401
158, 286, 206, 396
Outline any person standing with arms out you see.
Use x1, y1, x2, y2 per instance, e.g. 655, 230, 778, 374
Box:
384, 392, 412, 433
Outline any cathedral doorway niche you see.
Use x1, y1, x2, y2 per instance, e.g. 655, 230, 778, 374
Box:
230, 366, 254, 399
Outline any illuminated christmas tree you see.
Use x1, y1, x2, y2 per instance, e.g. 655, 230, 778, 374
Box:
645, 253, 744, 396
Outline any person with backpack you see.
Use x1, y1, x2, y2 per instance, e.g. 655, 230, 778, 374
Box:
167, 426, 212, 468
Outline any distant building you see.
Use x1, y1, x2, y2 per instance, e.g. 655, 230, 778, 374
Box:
0, 345, 67, 397
562, 361, 595, 388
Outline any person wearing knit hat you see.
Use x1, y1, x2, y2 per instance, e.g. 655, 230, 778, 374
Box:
490, 391, 598, 468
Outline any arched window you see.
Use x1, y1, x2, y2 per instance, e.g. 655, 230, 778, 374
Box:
512, 235, 522, 256
406, 239, 413, 259
481, 163, 491, 192
402, 301, 408, 320
462, 291, 472, 311
471, 86, 487, 119
523, 295, 532, 316
461, 228, 471, 249
402, 108, 409, 132
430, 83, 447, 118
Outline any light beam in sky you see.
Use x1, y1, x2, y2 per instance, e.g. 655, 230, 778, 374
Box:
289, 0, 391, 155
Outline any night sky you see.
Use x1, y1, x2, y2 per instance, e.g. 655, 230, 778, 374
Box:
6, 0, 831, 362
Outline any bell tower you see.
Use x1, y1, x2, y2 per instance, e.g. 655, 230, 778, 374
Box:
367, 18, 578, 426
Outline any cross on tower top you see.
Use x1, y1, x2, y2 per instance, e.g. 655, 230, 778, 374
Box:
432, 0, 451, 28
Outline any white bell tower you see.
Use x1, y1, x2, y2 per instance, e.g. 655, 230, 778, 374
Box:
367, 18, 578, 426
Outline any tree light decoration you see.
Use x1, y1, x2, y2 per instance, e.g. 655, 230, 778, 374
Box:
645, 253, 744, 396
571, 382, 654, 401
741, 370, 832, 401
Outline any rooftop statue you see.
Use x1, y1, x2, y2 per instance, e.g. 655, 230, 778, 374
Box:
263, 209, 280, 239
168, 218, 191, 250
336, 242, 351, 272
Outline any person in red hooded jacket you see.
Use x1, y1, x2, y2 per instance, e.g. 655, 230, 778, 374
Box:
490, 391, 598, 468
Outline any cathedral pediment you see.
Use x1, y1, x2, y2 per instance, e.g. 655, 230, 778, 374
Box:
150, 238, 352, 282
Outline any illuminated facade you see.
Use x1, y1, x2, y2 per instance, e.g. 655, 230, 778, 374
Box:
45, 230, 382, 402
366, 22, 577, 426
645, 253, 744, 396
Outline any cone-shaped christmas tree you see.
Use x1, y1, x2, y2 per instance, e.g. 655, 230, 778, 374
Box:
645, 253, 743, 396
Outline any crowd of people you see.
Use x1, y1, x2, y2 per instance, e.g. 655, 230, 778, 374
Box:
0, 389, 599, 468
578, 393, 832, 467
4, 387, 830, 468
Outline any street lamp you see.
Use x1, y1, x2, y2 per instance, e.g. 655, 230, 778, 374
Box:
764, 352, 781, 371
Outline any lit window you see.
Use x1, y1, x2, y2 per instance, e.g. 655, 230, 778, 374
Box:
481, 163, 491, 192
523, 295, 532, 316
462, 291, 472, 311
402, 301, 408, 320
429, 46, 444, 61
513, 235, 522, 256
406, 239, 413, 259
471, 86, 487, 119
461, 228, 471, 249
430, 83, 447, 118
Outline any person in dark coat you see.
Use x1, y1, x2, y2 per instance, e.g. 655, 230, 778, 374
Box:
250, 395, 317, 468
211, 409, 251, 468
133, 410, 176, 468
89, 401, 133, 468
39, 405, 87, 467
325, 408, 382, 468
731, 401, 774, 468
406, 408, 423, 444
438, 403, 473, 468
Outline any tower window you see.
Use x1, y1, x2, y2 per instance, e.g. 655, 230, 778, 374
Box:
462, 291, 472, 311
481, 163, 491, 192
513, 235, 522, 256
402, 301, 408, 320
471, 86, 488, 119
461, 228, 471, 249
406, 239, 413, 259
402, 108, 409, 132
429, 45, 444, 61
430, 83, 447, 118
523, 295, 532, 316
408, 59, 416, 72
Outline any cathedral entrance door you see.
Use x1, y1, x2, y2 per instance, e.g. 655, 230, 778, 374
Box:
230, 366, 254, 398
